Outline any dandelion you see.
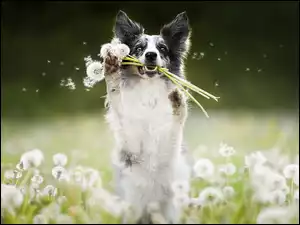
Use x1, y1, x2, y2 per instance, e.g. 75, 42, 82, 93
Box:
193, 158, 215, 179
86, 61, 104, 81
22, 88, 27, 92
52, 166, 68, 181
42, 72, 46, 76
256, 206, 292, 224
74, 67, 80, 71
53, 153, 68, 166
31, 174, 44, 185
222, 186, 235, 199
57, 196, 67, 205
16, 162, 24, 171
13, 170, 22, 179
245, 68, 250, 72
33, 214, 48, 224
19, 149, 44, 170
83, 76, 99, 88
283, 164, 299, 179
1, 184, 24, 210
219, 142, 236, 158
42, 185, 57, 197
219, 163, 237, 176
198, 187, 223, 206
4, 170, 15, 180
245, 151, 267, 169
84, 168, 101, 188
65, 78, 76, 90
267, 190, 287, 205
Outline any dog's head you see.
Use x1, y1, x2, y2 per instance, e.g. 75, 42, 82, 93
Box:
114, 10, 191, 79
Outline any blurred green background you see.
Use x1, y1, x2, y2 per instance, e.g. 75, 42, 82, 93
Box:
1, 1, 299, 119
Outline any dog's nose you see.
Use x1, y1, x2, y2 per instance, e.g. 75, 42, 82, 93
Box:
145, 52, 157, 61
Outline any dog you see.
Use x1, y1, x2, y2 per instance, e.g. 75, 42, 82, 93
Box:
100, 10, 192, 223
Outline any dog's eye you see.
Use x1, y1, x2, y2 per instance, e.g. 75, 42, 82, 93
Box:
136, 47, 142, 53
159, 46, 167, 52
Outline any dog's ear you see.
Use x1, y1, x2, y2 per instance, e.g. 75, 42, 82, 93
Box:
114, 10, 144, 46
160, 12, 191, 57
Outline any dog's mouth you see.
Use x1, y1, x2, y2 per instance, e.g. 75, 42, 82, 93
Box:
138, 65, 159, 77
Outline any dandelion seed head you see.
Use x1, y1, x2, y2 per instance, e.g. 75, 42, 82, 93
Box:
86, 61, 104, 82
283, 164, 299, 179
20, 149, 44, 170
42, 185, 57, 197
256, 206, 292, 224
13, 170, 22, 179
219, 163, 237, 176
65, 78, 76, 90
52, 166, 68, 181
31, 174, 44, 185
4, 170, 15, 180
245, 151, 267, 168
198, 187, 223, 206
222, 186, 235, 199
219, 142, 236, 157
53, 153, 68, 166
84, 168, 101, 188
193, 158, 215, 179
1, 184, 24, 208
267, 190, 286, 205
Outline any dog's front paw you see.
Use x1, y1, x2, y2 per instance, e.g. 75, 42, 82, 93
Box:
100, 42, 130, 75
104, 51, 120, 75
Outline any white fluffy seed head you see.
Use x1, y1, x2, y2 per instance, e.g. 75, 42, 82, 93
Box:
283, 164, 299, 179
20, 149, 44, 170
31, 175, 44, 185
256, 206, 293, 224
85, 61, 104, 81
193, 158, 215, 180
245, 151, 266, 168
4, 170, 15, 180
222, 186, 235, 199
219, 163, 237, 176
53, 153, 68, 167
267, 190, 287, 205
42, 185, 57, 197
51, 166, 68, 181
198, 187, 223, 206
219, 142, 236, 157
1, 184, 24, 208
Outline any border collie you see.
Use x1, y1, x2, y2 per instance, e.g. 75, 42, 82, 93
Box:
100, 10, 192, 224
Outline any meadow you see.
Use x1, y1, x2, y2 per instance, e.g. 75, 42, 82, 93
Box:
1, 110, 299, 224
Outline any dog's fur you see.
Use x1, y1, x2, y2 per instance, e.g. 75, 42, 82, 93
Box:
101, 11, 192, 223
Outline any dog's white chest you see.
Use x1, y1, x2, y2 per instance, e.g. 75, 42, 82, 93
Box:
118, 78, 173, 154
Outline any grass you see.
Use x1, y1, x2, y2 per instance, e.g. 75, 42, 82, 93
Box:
1, 110, 299, 224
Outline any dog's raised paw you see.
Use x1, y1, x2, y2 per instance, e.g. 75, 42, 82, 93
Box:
104, 52, 120, 74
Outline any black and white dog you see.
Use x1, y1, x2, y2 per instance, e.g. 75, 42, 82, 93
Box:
101, 10, 192, 223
